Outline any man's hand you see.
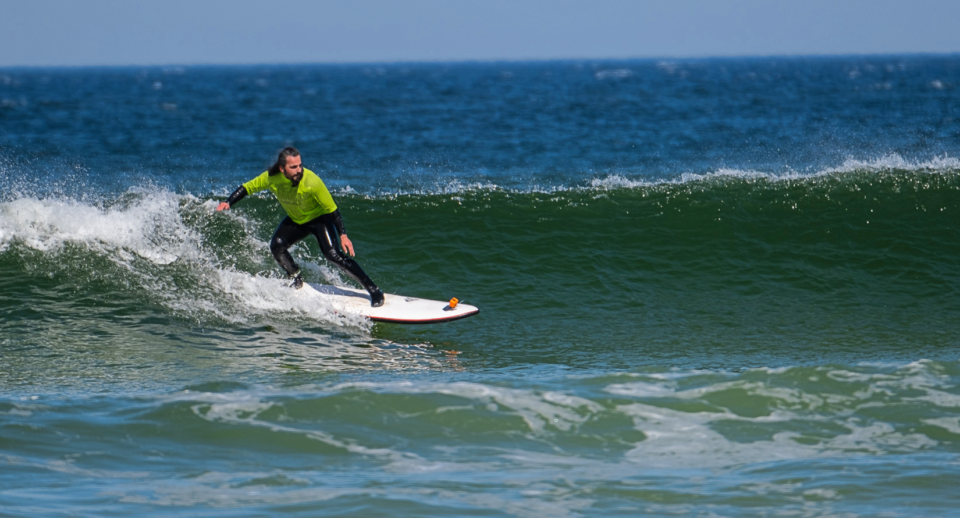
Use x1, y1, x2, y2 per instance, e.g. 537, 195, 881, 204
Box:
340, 234, 356, 257
217, 202, 230, 211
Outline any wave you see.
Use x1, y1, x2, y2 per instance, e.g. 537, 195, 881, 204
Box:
0, 191, 373, 329
4, 158, 960, 371
156, 359, 959, 469
2, 360, 957, 513
6, 158, 960, 307
311, 153, 960, 198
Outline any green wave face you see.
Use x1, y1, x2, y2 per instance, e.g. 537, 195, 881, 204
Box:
3, 166, 959, 378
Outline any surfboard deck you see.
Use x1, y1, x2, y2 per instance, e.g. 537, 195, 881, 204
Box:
301, 283, 479, 324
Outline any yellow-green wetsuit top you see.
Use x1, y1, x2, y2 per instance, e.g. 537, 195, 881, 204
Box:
242, 168, 338, 225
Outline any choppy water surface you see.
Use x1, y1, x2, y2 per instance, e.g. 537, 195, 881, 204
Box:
2, 56, 960, 516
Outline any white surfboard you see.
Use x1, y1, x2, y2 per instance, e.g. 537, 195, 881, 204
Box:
301, 283, 479, 324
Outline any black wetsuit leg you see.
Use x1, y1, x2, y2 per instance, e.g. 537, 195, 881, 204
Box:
268, 213, 380, 293
304, 213, 380, 293
269, 216, 312, 276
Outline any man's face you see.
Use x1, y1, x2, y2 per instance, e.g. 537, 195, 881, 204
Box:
281, 155, 303, 182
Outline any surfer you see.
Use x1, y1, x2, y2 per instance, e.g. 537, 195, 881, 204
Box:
217, 147, 385, 307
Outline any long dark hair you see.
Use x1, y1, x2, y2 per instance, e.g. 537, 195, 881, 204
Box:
268, 146, 300, 176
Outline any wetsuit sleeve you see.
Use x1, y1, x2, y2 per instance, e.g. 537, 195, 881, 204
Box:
225, 185, 247, 206
330, 209, 346, 235
241, 171, 272, 195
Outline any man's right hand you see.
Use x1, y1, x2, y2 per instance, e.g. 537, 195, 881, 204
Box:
217, 202, 230, 211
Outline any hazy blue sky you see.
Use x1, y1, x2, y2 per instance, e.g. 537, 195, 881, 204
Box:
2, 0, 959, 67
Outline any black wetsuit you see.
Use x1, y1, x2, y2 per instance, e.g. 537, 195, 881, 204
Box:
270, 210, 379, 295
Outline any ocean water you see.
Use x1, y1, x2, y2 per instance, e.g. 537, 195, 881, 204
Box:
2, 56, 960, 516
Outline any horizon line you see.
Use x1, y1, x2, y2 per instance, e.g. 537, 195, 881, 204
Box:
2, 51, 959, 70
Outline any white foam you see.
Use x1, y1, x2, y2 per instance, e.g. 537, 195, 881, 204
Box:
353, 153, 960, 198
615, 401, 940, 468
336, 381, 604, 433
604, 381, 676, 397
0, 191, 373, 329
0, 453, 152, 480
588, 175, 654, 190
823, 154, 960, 175
185, 390, 429, 467
597, 362, 957, 467
214, 269, 357, 325
587, 154, 960, 194
923, 417, 960, 435
346, 179, 506, 198
103, 475, 582, 517
0, 194, 199, 262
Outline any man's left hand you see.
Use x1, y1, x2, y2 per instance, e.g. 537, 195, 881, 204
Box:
340, 234, 356, 257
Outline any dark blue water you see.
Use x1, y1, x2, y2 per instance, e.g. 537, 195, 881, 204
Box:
2, 56, 960, 516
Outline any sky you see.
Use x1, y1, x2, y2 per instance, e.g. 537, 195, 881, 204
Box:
2, 0, 959, 67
